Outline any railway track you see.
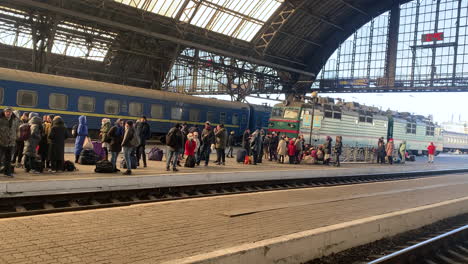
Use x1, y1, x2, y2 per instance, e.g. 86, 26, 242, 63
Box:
367, 224, 468, 264
1, 168, 468, 219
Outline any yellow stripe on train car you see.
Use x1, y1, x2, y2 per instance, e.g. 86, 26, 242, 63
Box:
0, 105, 240, 128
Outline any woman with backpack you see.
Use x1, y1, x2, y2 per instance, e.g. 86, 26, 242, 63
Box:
74, 115, 88, 163
48, 116, 68, 172
121, 120, 138, 175
100, 118, 111, 161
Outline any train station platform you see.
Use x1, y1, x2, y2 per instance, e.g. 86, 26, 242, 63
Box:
1, 154, 468, 197
1, 172, 468, 263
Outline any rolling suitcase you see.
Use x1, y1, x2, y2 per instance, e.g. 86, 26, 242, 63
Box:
236, 149, 247, 163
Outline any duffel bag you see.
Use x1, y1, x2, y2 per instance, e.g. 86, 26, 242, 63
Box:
95, 160, 114, 173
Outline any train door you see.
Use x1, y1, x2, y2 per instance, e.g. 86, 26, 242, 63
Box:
387, 116, 394, 140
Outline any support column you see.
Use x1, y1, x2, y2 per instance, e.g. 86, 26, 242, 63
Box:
384, 1, 401, 87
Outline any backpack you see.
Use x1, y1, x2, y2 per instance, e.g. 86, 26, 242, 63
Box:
148, 147, 163, 161
18, 123, 31, 141
95, 160, 114, 173
166, 129, 178, 148
79, 149, 99, 165
64, 160, 76, 171
71, 124, 78, 137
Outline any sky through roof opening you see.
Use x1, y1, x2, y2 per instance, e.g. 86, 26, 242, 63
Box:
114, 0, 284, 41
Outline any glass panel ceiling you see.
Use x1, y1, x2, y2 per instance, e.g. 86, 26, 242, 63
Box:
114, 0, 284, 42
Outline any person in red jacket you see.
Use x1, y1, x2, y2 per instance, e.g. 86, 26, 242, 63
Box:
427, 142, 436, 163
288, 139, 297, 164
184, 133, 197, 167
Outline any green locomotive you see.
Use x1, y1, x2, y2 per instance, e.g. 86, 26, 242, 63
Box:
267, 97, 443, 155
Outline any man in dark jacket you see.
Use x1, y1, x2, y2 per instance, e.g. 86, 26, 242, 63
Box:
198, 121, 214, 166
166, 123, 184, 171
108, 119, 124, 172
269, 132, 279, 161
250, 129, 261, 165
227, 131, 235, 158
48, 116, 68, 172
135, 116, 151, 167
242, 129, 251, 156
0, 107, 20, 177
214, 124, 227, 165
377, 137, 386, 164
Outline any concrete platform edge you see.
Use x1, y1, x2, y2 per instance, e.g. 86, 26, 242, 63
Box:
163, 196, 468, 264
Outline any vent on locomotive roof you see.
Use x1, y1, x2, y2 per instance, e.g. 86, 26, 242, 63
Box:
346, 102, 360, 109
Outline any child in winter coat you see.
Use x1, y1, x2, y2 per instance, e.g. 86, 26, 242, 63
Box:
288, 139, 296, 164
184, 133, 197, 167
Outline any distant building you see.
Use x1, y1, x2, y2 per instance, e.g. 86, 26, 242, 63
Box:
442, 121, 468, 134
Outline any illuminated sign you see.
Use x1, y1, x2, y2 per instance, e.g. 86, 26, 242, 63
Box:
422, 32, 444, 42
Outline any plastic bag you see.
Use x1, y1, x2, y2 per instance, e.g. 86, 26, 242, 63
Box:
83, 137, 94, 150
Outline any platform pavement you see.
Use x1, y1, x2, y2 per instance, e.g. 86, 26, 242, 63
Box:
1, 173, 468, 263
1, 154, 467, 197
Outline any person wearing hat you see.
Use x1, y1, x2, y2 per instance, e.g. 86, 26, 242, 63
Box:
198, 121, 214, 166
0, 107, 20, 177
227, 131, 235, 158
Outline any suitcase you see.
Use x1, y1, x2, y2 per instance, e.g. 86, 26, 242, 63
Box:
184, 155, 196, 168
92, 141, 105, 160
236, 149, 247, 163
148, 147, 163, 161
95, 160, 114, 173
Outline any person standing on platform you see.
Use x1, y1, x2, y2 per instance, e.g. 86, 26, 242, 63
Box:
166, 123, 183, 171
108, 119, 124, 172
250, 129, 262, 165
323, 136, 332, 165
74, 115, 88, 164
227, 131, 235, 158
193, 131, 201, 164
399, 140, 407, 164
386, 138, 395, 165
135, 116, 151, 168
334, 136, 343, 167
40, 115, 51, 169
263, 133, 271, 161
287, 138, 296, 164
121, 121, 138, 175
269, 132, 279, 161
214, 124, 227, 165
0, 107, 20, 177
180, 122, 188, 159
23, 113, 42, 174
12, 111, 28, 168
198, 121, 214, 167
242, 128, 251, 156
48, 116, 68, 172
377, 137, 386, 164
184, 133, 197, 167
427, 142, 436, 163
277, 136, 287, 164
295, 135, 304, 164
100, 118, 111, 161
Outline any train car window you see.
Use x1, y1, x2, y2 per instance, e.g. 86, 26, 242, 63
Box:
49, 93, 68, 110
0, 88, 3, 104
271, 108, 283, 118
206, 111, 215, 123
283, 109, 299, 119
17, 90, 38, 107
241, 114, 247, 124
78, 96, 95, 112
171, 107, 183, 120
232, 113, 239, 125
129, 102, 143, 116
426, 126, 435, 136
189, 109, 200, 122
105, 99, 120, 115
219, 112, 226, 124
333, 112, 342, 120
406, 122, 417, 134
151, 104, 164, 118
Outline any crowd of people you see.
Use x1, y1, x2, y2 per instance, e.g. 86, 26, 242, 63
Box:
0, 106, 439, 178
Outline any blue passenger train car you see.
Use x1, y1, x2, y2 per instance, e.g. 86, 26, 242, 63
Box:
0, 68, 270, 138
